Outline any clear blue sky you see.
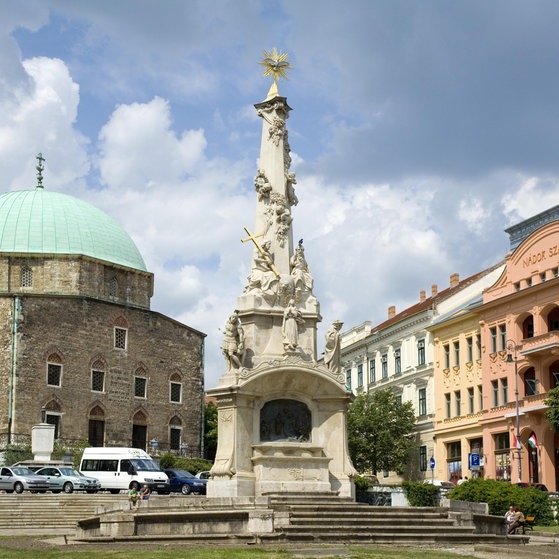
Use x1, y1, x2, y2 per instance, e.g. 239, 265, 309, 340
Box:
2, 0, 559, 386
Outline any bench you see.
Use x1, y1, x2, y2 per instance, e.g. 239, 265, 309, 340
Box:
524, 516, 535, 531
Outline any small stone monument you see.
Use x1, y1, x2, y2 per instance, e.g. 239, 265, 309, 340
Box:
207, 50, 356, 499
31, 407, 55, 462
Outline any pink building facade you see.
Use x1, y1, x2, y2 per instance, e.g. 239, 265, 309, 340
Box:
478, 220, 559, 491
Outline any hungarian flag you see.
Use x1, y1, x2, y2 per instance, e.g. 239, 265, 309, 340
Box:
528, 433, 538, 448
512, 434, 521, 449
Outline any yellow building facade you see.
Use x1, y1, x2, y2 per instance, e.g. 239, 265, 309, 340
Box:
430, 307, 485, 483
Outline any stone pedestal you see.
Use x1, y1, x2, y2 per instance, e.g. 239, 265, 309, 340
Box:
207, 360, 356, 499
31, 423, 55, 461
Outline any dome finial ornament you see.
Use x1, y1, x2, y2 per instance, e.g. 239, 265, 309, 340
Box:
36, 153, 45, 189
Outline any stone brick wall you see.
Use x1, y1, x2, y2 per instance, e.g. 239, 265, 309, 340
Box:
0, 256, 153, 309
1, 293, 205, 454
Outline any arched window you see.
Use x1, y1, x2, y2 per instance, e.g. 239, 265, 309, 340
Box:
91, 359, 106, 392
169, 416, 182, 451
260, 399, 311, 442
547, 307, 559, 332
89, 405, 105, 447
44, 400, 62, 439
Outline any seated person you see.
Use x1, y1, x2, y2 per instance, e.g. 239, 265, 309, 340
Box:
507, 507, 525, 534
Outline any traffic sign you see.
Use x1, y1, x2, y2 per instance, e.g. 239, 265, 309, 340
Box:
429, 457, 435, 470
468, 453, 480, 470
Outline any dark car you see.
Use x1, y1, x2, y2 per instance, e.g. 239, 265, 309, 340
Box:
163, 468, 207, 495
515, 482, 549, 491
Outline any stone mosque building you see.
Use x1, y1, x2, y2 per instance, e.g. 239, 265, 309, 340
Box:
0, 159, 205, 456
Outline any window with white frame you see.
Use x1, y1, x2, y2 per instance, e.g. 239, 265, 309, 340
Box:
346, 368, 352, 389
369, 359, 376, 383
91, 369, 105, 393
357, 364, 363, 387
418, 388, 427, 416
394, 349, 401, 374
417, 339, 425, 365
381, 354, 388, 378
46, 355, 62, 387
114, 327, 127, 350
135, 375, 147, 398
170, 380, 182, 403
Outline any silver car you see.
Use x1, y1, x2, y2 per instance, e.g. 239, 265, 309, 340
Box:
34, 466, 101, 493
0, 466, 50, 493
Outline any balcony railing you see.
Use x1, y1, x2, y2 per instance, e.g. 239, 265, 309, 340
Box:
520, 331, 559, 358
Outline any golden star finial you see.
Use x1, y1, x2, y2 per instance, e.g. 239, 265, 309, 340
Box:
259, 48, 291, 84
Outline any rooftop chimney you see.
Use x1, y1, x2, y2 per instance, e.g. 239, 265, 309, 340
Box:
388, 305, 396, 319
450, 273, 460, 287
431, 284, 438, 296
420, 290, 426, 302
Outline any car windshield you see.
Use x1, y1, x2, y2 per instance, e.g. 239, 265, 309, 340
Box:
12, 467, 35, 476
173, 469, 196, 478
59, 468, 81, 476
131, 459, 160, 472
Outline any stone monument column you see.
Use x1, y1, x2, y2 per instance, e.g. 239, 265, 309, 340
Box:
207, 50, 356, 499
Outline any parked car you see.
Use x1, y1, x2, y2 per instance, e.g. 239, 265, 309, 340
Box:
0, 466, 50, 494
424, 479, 456, 489
195, 470, 211, 480
163, 468, 208, 495
34, 466, 101, 494
515, 482, 549, 491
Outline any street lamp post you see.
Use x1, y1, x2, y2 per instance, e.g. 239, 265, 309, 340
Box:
506, 340, 522, 483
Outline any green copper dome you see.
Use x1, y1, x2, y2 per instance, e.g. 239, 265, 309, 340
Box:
0, 188, 147, 271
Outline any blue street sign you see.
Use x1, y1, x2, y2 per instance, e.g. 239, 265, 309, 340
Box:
429, 457, 435, 470
468, 453, 480, 470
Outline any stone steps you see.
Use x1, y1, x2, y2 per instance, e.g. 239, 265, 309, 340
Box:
0, 493, 520, 546
0, 493, 128, 533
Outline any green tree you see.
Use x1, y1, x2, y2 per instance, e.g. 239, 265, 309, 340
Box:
545, 386, 559, 432
347, 388, 417, 475
204, 401, 218, 462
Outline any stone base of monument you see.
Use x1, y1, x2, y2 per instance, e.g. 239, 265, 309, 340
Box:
252, 443, 332, 495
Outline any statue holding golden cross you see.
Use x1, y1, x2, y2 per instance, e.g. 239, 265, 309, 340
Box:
241, 227, 280, 277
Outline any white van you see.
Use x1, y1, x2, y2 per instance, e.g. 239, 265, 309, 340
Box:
80, 447, 170, 494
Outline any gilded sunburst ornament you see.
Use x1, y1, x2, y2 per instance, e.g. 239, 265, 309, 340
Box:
259, 48, 291, 84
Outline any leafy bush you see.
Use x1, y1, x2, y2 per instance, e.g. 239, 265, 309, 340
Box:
449, 478, 554, 525
354, 475, 374, 493
402, 481, 439, 507
158, 452, 176, 469
174, 457, 212, 475
0, 443, 33, 465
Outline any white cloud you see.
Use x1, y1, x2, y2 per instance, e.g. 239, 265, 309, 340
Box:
458, 197, 491, 235
502, 176, 559, 226
0, 56, 89, 190
97, 97, 206, 189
